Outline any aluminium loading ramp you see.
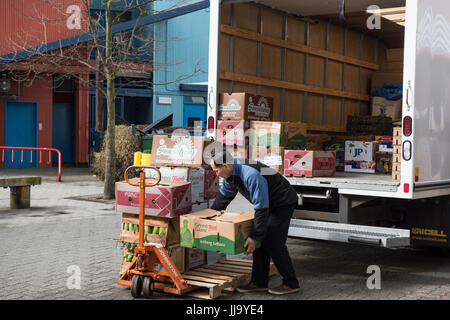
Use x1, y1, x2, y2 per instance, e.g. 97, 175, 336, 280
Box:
288, 219, 410, 248
286, 172, 400, 193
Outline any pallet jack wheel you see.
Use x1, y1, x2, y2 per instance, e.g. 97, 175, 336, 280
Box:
142, 276, 155, 298
131, 275, 143, 298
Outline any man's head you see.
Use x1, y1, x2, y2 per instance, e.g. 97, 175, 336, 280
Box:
210, 149, 234, 179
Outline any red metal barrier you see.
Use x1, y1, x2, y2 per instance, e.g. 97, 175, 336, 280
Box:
0, 146, 62, 182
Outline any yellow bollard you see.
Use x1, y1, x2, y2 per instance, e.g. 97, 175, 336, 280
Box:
134, 152, 142, 166
141, 153, 151, 166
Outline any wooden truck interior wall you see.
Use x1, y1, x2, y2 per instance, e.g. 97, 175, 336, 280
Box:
218, 2, 405, 133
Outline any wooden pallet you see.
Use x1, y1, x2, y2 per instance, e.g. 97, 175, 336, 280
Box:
182, 258, 277, 300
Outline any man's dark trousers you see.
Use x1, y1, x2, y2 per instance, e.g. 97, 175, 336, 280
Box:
251, 203, 299, 289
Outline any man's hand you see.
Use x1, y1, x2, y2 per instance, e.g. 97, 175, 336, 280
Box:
244, 237, 256, 255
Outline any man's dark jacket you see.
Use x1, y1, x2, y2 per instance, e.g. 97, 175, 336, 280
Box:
211, 159, 298, 242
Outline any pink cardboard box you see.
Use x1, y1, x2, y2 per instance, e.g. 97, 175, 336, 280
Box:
217, 120, 248, 146
115, 179, 192, 218
205, 169, 219, 199
284, 150, 336, 177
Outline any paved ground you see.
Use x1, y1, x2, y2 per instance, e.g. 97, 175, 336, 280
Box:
1, 167, 450, 300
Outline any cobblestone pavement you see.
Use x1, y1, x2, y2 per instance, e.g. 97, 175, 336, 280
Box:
1, 168, 449, 300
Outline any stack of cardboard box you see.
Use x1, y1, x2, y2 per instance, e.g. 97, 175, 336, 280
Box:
116, 134, 222, 275
218, 92, 274, 159
219, 92, 329, 177
249, 120, 308, 175
115, 178, 192, 274
392, 127, 402, 181
149, 134, 225, 268
148, 135, 219, 207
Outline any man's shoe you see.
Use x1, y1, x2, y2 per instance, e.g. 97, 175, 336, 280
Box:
268, 284, 300, 295
236, 283, 268, 293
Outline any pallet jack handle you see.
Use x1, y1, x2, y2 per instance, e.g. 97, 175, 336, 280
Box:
123, 166, 161, 248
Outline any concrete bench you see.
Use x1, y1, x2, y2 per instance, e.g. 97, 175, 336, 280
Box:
0, 177, 42, 209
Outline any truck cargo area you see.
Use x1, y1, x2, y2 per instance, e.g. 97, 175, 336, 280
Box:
209, 0, 450, 249
213, 0, 407, 198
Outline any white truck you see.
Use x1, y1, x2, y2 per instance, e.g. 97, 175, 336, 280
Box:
205, 0, 450, 250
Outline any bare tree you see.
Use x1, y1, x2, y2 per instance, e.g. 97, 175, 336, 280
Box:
0, 0, 204, 199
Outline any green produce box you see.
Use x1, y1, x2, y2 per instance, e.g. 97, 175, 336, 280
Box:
180, 209, 254, 255
249, 121, 307, 148
120, 213, 180, 247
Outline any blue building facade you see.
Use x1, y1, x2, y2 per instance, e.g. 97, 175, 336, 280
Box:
88, 0, 210, 157
152, 0, 209, 128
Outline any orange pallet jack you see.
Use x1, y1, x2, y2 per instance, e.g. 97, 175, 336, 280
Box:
117, 166, 190, 298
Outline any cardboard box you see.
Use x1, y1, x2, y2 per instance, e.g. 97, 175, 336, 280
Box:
323, 139, 346, 171
119, 213, 180, 247
376, 152, 393, 174
344, 141, 377, 173
250, 146, 285, 175
392, 169, 401, 181
392, 163, 401, 172
150, 135, 205, 168
145, 167, 205, 203
180, 209, 254, 255
284, 150, 336, 177
226, 145, 249, 159
371, 97, 402, 121
249, 121, 307, 148
185, 248, 206, 270
347, 116, 394, 136
393, 137, 402, 146
306, 134, 329, 151
205, 169, 219, 199
375, 136, 393, 152
217, 120, 248, 146
115, 179, 192, 218
219, 92, 273, 121
393, 127, 402, 138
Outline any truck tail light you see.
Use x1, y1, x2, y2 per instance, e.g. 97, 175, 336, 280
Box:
208, 116, 215, 133
404, 183, 410, 193
403, 116, 412, 137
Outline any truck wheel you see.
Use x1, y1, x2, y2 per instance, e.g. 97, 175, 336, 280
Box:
142, 276, 155, 298
131, 275, 143, 298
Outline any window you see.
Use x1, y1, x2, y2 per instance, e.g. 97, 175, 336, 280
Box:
54, 75, 74, 93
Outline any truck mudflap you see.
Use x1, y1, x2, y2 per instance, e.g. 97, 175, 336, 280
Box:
288, 219, 410, 248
